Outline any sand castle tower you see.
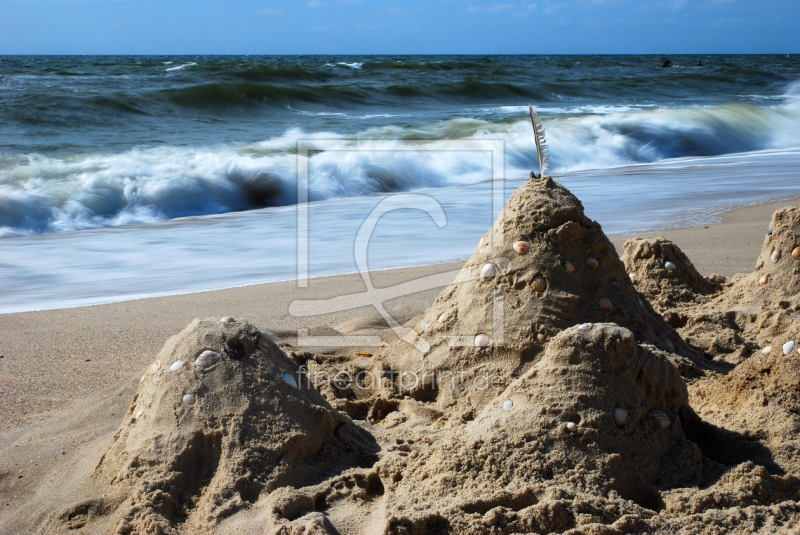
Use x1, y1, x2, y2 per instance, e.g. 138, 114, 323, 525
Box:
381, 324, 702, 532
386, 177, 701, 411
95, 318, 374, 534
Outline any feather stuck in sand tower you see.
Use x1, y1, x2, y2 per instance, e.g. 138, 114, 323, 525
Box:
529, 104, 550, 179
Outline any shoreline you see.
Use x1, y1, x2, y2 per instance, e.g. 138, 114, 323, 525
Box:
1, 194, 799, 432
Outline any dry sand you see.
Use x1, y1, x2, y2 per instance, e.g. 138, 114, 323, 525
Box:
1, 191, 799, 534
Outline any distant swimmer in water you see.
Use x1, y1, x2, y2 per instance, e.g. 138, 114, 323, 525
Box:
662, 58, 672, 68
697, 60, 703, 66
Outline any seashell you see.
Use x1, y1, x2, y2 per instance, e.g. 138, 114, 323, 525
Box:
664, 261, 677, 270
169, 361, 184, 371
793, 247, 800, 260
532, 275, 547, 293
135, 409, 143, 420
761, 346, 772, 355
182, 393, 196, 405
767, 227, 773, 235
537, 333, 547, 343
502, 400, 513, 410
629, 273, 635, 281
438, 311, 451, 324
578, 323, 591, 330
565, 422, 577, 433
771, 249, 781, 263
513, 241, 529, 255
257, 336, 271, 353
651, 410, 670, 429
758, 274, 768, 286
479, 244, 489, 254
586, 257, 599, 269
148, 360, 161, 376
421, 319, 432, 331
219, 317, 233, 323
637, 298, 644, 307
283, 372, 298, 388
563, 260, 576, 273
783, 341, 795, 355
613, 407, 628, 426
475, 334, 489, 348
195, 350, 222, 368
480, 263, 496, 282
598, 298, 613, 309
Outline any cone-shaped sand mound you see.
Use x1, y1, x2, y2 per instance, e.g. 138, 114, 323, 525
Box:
387, 177, 701, 410
381, 324, 703, 533
82, 318, 375, 534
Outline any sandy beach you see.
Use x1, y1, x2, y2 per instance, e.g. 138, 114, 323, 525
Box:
2, 189, 800, 534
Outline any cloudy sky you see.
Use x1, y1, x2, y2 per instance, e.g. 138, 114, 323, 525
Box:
1, 0, 797, 54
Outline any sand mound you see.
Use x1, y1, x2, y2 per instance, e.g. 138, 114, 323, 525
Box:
45, 318, 376, 535
623, 236, 723, 310
386, 177, 701, 412
380, 324, 703, 533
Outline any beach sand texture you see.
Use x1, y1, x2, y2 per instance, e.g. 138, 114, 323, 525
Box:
1, 183, 800, 533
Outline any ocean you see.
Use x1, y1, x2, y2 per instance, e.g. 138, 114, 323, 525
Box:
1, 54, 800, 312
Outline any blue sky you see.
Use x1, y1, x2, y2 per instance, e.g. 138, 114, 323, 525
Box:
1, 0, 797, 54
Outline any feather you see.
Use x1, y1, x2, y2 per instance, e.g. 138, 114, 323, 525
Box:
528, 105, 550, 179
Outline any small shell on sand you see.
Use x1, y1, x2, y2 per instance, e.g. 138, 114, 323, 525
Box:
475, 334, 489, 348
598, 298, 613, 309
480, 263, 496, 282
793, 247, 800, 260
664, 261, 677, 270
438, 311, 451, 324
513, 241, 530, 255
219, 317, 233, 323
537, 333, 547, 343
479, 245, 489, 254
629, 273, 636, 281
578, 323, 591, 330
758, 274, 769, 286
169, 361, 184, 371
135, 409, 143, 420
586, 257, 599, 268
421, 319, 432, 331
257, 333, 272, 352
565, 422, 577, 433
771, 249, 782, 262
761, 346, 772, 355
195, 350, 222, 368
532, 275, 547, 293
563, 260, 576, 273
182, 393, 196, 405
613, 407, 628, 426
283, 372, 298, 389
768, 227, 773, 235
783, 341, 795, 355
651, 410, 670, 429
502, 400, 513, 410
148, 360, 161, 376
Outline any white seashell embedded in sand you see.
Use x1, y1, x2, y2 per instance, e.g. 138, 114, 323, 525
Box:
783, 341, 795, 355
513, 241, 529, 255
629, 273, 636, 281
219, 317, 233, 323
771, 249, 782, 263
502, 400, 513, 410
475, 334, 489, 348
257, 335, 271, 352
148, 360, 161, 376
651, 410, 670, 429
195, 350, 222, 368
421, 319, 432, 331
182, 393, 196, 405
480, 263, 496, 282
169, 361, 184, 371
761, 346, 772, 355
282, 373, 298, 389
768, 227, 773, 235
664, 261, 677, 270
586, 257, 599, 269
758, 274, 769, 286
565, 422, 577, 433
438, 311, 451, 324
578, 323, 591, 330
613, 407, 628, 426
135, 409, 143, 420
563, 260, 576, 273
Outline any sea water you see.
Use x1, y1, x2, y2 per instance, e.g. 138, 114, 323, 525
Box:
1, 55, 799, 312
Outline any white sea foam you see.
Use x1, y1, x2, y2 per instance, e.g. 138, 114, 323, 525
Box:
166, 62, 197, 71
